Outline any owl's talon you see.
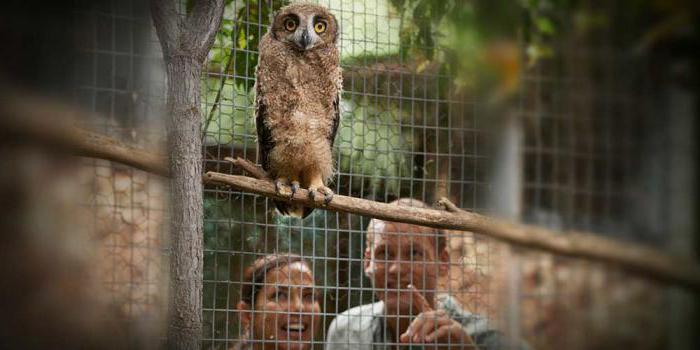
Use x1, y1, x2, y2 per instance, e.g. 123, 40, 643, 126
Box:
308, 188, 317, 201
275, 178, 291, 196
323, 193, 334, 205
290, 181, 300, 199
317, 186, 334, 205
274, 180, 283, 195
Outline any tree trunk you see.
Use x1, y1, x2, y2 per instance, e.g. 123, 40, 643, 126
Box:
150, 1, 224, 348
166, 56, 205, 350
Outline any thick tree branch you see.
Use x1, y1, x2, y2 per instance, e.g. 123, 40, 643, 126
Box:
223, 156, 268, 179
3, 93, 700, 293
150, 0, 180, 57
207, 158, 700, 292
151, 0, 223, 60
0, 91, 169, 177
184, 0, 225, 60
437, 197, 466, 214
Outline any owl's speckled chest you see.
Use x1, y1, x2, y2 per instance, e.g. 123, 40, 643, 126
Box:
283, 58, 333, 115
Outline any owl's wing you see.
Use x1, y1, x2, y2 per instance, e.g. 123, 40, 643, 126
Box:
255, 84, 274, 171
328, 94, 341, 146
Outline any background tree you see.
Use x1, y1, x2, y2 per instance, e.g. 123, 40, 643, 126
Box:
151, 0, 225, 349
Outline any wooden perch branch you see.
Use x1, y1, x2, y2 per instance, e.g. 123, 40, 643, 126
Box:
208, 158, 700, 292
223, 156, 268, 179
437, 197, 466, 214
2, 93, 699, 292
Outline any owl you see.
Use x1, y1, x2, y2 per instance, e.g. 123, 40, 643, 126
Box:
254, 3, 342, 218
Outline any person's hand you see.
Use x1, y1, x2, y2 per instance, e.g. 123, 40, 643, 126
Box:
399, 285, 474, 349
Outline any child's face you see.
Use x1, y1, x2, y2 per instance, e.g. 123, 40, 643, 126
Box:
250, 262, 321, 350
365, 221, 446, 315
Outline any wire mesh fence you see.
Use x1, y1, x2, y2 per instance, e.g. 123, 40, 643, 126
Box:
8, 0, 690, 349
72, 0, 169, 346
200, 1, 495, 348
520, 2, 651, 240
513, 2, 687, 349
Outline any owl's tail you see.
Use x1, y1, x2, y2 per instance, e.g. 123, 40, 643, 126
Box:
274, 201, 314, 218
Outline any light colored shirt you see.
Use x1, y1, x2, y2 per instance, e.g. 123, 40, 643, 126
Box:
325, 295, 530, 350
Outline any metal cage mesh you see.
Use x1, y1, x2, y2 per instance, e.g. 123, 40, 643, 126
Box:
73, 0, 169, 345
201, 1, 492, 348
61, 0, 696, 349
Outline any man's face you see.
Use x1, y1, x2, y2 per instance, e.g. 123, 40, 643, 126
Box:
364, 220, 447, 315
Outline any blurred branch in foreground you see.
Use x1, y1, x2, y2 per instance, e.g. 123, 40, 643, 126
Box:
0, 90, 168, 176
1, 91, 699, 293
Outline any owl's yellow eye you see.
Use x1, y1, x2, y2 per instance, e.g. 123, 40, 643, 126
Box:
314, 21, 326, 34
284, 18, 297, 31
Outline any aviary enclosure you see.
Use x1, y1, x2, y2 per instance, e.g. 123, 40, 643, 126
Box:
0, 0, 697, 349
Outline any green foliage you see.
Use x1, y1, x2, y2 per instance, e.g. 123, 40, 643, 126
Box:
201, 80, 256, 146
336, 97, 413, 196
202, 1, 287, 144
519, 0, 564, 66
202, 192, 271, 340
387, 0, 570, 85
209, 0, 288, 91
203, 194, 268, 256
388, 1, 488, 97
390, 0, 454, 62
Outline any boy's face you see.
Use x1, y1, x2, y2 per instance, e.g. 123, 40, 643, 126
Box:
364, 220, 448, 315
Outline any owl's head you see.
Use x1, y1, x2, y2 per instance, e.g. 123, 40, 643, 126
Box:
271, 3, 338, 51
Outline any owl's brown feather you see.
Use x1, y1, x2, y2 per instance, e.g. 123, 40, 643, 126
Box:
255, 3, 342, 218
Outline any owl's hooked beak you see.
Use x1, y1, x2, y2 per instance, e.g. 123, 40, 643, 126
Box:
297, 29, 311, 50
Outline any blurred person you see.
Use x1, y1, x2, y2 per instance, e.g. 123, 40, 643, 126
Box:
234, 254, 322, 350
0, 1, 168, 348
326, 199, 530, 350
0, 142, 165, 349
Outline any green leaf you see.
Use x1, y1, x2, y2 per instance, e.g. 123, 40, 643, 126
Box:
535, 16, 556, 35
